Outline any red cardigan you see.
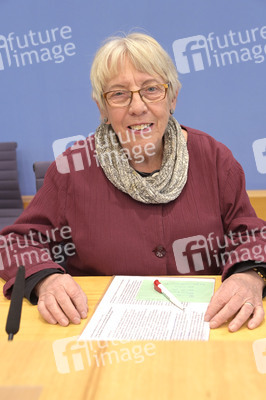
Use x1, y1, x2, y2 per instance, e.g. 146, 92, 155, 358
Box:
1, 126, 265, 296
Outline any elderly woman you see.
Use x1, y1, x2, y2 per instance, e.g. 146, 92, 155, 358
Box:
0, 33, 265, 331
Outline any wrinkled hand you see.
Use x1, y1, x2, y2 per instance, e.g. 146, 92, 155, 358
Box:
35, 274, 88, 326
204, 270, 265, 332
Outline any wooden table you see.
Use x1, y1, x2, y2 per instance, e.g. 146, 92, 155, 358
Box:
0, 276, 265, 400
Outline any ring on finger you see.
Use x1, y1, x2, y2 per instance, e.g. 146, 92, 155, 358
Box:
244, 301, 254, 308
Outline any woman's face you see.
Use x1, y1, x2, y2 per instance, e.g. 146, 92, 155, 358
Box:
98, 58, 177, 156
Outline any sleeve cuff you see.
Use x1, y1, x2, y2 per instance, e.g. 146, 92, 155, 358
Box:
225, 261, 266, 298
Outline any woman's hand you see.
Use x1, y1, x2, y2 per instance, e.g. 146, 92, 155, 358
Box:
204, 270, 265, 332
35, 274, 88, 326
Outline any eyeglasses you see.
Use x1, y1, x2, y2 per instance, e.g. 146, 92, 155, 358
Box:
102, 83, 170, 107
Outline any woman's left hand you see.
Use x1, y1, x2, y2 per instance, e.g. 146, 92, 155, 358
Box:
204, 270, 265, 332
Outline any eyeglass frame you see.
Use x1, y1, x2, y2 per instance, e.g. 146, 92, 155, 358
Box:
102, 83, 170, 107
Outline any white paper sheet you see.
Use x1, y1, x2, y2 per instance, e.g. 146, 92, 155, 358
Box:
79, 276, 215, 341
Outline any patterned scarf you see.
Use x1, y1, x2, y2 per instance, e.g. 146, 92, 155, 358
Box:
94, 116, 189, 204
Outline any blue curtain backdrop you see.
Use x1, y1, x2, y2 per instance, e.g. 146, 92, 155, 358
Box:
0, 0, 265, 194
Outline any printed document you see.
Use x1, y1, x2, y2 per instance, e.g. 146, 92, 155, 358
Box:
79, 276, 215, 341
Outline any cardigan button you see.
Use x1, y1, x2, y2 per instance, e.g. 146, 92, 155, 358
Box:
153, 245, 166, 258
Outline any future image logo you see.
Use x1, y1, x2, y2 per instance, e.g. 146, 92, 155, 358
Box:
173, 25, 266, 74
52, 135, 87, 174
52, 129, 156, 174
53, 336, 90, 374
252, 138, 266, 174
0, 35, 11, 70
0, 26, 76, 71
172, 35, 211, 73
52, 336, 156, 374
172, 228, 266, 274
172, 235, 212, 273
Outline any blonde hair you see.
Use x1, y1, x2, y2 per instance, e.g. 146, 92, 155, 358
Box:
90, 32, 181, 110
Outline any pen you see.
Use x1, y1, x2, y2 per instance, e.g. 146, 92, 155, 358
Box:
154, 280, 185, 311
